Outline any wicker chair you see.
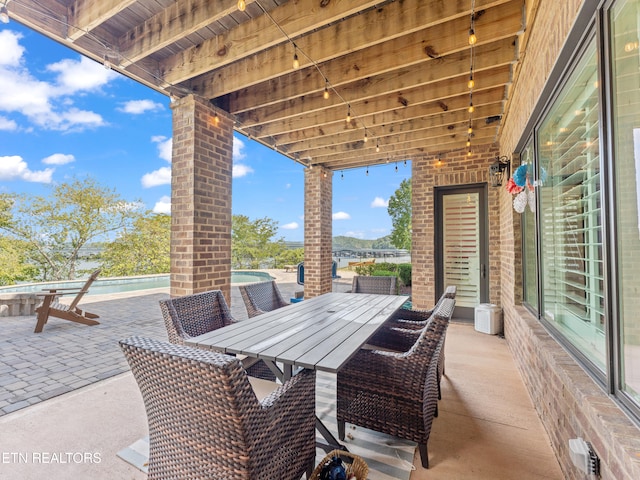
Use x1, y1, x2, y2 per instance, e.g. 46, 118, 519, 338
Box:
349, 275, 397, 295
120, 336, 317, 480
239, 280, 290, 318
336, 312, 449, 469
386, 285, 457, 330
367, 298, 456, 400
159, 290, 275, 380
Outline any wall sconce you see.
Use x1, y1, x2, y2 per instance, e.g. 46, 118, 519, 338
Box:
489, 155, 510, 187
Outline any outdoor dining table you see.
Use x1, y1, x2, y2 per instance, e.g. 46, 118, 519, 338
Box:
186, 291, 408, 451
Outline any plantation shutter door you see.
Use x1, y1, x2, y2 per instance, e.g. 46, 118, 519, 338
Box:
442, 192, 481, 308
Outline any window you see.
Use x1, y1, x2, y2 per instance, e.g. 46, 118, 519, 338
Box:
610, 0, 640, 405
538, 39, 605, 370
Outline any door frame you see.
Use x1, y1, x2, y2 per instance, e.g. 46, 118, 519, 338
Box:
434, 183, 490, 320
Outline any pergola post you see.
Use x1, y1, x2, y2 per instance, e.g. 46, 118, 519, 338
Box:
304, 166, 333, 298
169, 95, 233, 301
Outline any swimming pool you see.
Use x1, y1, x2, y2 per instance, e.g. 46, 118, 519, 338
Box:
0, 271, 274, 295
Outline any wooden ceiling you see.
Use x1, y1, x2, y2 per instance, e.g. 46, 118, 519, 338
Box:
8, 0, 526, 170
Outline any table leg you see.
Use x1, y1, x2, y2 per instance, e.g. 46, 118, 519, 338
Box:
315, 417, 348, 452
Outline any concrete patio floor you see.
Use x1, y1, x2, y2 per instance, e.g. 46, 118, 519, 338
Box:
0, 270, 563, 479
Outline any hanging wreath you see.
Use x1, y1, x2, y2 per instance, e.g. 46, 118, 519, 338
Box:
505, 164, 545, 213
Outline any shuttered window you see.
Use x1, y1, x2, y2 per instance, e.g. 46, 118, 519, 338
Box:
538, 40, 605, 370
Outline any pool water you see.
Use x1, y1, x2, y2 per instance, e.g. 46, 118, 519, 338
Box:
0, 271, 273, 294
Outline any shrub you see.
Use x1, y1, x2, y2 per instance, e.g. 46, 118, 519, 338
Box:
372, 269, 396, 277
397, 263, 412, 286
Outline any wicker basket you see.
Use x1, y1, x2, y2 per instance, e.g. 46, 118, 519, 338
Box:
310, 450, 369, 480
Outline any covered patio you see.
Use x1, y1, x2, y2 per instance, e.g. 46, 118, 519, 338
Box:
6, 0, 640, 479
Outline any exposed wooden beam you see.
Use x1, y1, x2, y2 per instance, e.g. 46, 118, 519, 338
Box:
228, 35, 518, 114
187, 0, 522, 97
68, 0, 137, 41
240, 65, 512, 130
251, 87, 505, 140
160, 0, 393, 85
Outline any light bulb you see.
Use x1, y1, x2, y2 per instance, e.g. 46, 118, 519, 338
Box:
237, 0, 246, 11
213, 113, 220, 126
346, 106, 351, 123
468, 125, 473, 134
466, 140, 471, 147
468, 149, 473, 156
468, 28, 477, 45
366, 167, 369, 176
376, 141, 380, 153
323, 84, 330, 99
468, 76, 475, 89
468, 103, 474, 113
292, 52, 299, 69
363, 131, 368, 143
0, 6, 9, 24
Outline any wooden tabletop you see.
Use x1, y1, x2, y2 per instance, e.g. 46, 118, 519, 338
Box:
187, 292, 407, 373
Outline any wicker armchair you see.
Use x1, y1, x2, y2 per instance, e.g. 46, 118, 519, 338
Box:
336, 313, 449, 469
367, 298, 456, 400
349, 275, 397, 295
159, 290, 275, 380
120, 336, 317, 480
386, 285, 457, 330
239, 280, 290, 318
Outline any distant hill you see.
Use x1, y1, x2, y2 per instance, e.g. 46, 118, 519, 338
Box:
332, 235, 394, 250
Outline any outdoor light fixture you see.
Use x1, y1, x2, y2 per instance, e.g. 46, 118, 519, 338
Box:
237, 0, 246, 12
0, 5, 9, 24
489, 155, 510, 187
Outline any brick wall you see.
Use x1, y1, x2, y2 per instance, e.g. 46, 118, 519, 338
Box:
169, 95, 233, 302
304, 166, 333, 298
411, 143, 500, 310
499, 0, 640, 478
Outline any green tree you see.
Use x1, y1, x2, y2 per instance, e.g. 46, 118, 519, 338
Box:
232, 215, 286, 269
276, 248, 304, 267
100, 214, 170, 276
0, 236, 38, 285
0, 177, 143, 281
387, 178, 412, 251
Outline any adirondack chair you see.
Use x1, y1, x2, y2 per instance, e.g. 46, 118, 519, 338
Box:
34, 269, 101, 333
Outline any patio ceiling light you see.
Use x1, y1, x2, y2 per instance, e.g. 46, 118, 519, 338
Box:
0, 5, 9, 24
237, 0, 246, 12
489, 155, 511, 187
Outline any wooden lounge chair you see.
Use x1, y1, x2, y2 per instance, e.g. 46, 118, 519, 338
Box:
34, 269, 101, 333
120, 336, 317, 480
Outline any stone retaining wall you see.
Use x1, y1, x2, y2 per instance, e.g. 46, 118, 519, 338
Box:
0, 293, 38, 317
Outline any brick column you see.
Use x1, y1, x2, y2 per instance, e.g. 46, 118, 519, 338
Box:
170, 95, 233, 301
304, 166, 333, 298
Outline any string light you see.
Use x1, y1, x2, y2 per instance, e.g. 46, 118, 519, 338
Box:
363, 130, 368, 143
468, 28, 477, 45
237, 0, 246, 11
395, 162, 398, 173
292, 46, 300, 69
366, 166, 369, 176
341, 170, 344, 180
376, 140, 380, 153
468, 72, 474, 89
346, 105, 351, 123
213, 109, 220, 126
323, 81, 330, 99
468, 124, 473, 134
466, 139, 471, 147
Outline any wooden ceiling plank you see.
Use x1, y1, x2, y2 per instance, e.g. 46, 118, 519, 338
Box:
276, 105, 500, 150
118, 0, 240, 67
228, 34, 517, 114
251, 86, 506, 139
241, 64, 512, 129
159, 0, 392, 85
68, 0, 137, 41
190, 0, 523, 97
289, 104, 504, 159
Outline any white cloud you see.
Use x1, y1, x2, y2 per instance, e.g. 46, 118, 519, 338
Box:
233, 136, 246, 161
47, 56, 118, 95
281, 222, 299, 230
153, 195, 171, 214
233, 164, 254, 178
371, 196, 388, 208
0, 155, 54, 183
141, 166, 171, 188
0, 116, 17, 131
152, 136, 172, 163
42, 153, 75, 165
344, 231, 365, 239
119, 99, 164, 115
0, 30, 25, 67
333, 211, 351, 220
285, 183, 291, 189
0, 32, 111, 132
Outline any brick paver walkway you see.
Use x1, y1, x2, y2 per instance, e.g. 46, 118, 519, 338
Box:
0, 272, 355, 416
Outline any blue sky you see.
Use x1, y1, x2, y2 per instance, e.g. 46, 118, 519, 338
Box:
0, 23, 411, 242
